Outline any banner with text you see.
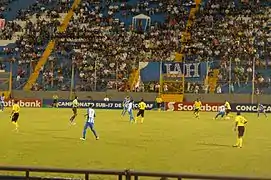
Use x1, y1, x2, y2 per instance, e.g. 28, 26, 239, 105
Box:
43, 99, 155, 110
165, 102, 271, 113
4, 99, 42, 108
139, 62, 208, 82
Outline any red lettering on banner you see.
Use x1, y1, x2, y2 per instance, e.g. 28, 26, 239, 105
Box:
166, 102, 223, 112
4, 99, 42, 108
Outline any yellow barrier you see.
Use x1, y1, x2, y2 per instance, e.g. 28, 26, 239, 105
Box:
161, 94, 184, 102
23, 0, 81, 90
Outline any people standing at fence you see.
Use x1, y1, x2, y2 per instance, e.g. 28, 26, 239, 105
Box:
10, 100, 20, 132
233, 112, 248, 148
121, 96, 130, 116
0, 93, 5, 112
156, 95, 163, 112
127, 99, 135, 123
193, 98, 202, 119
80, 105, 99, 140
70, 96, 78, 125
136, 99, 146, 123
257, 103, 267, 118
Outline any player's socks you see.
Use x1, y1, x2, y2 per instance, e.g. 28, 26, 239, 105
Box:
234, 138, 240, 147
135, 117, 138, 123
239, 138, 243, 148
141, 118, 144, 123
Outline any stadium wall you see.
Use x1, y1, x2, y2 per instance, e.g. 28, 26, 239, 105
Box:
12, 90, 271, 103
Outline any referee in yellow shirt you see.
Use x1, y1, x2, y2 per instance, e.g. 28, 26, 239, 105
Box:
155, 96, 163, 112
11, 100, 20, 131
233, 112, 248, 148
136, 99, 146, 123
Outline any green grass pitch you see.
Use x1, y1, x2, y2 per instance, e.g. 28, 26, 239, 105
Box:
0, 108, 271, 179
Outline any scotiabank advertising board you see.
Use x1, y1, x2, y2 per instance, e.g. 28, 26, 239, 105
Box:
165, 102, 271, 113
166, 102, 222, 112
4, 99, 42, 108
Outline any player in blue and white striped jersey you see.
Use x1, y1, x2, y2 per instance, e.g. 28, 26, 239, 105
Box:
121, 96, 130, 116
127, 99, 135, 123
214, 105, 225, 120
257, 103, 267, 118
80, 105, 99, 140
0, 93, 5, 112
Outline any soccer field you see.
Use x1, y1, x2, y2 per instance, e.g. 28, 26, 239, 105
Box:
0, 108, 271, 179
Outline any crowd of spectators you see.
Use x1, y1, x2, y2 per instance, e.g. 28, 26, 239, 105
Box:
0, 0, 75, 90
48, 0, 195, 91
185, 0, 270, 93
0, 0, 270, 94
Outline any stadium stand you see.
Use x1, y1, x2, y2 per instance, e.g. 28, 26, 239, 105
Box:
0, 0, 270, 94
187, 0, 270, 94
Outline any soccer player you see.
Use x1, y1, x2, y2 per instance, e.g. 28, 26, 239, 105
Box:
225, 100, 231, 118
10, 100, 20, 131
233, 112, 248, 148
135, 99, 146, 123
257, 103, 267, 118
121, 96, 129, 116
156, 95, 163, 112
193, 98, 202, 119
80, 105, 99, 140
52, 94, 58, 108
0, 93, 5, 112
127, 99, 135, 123
214, 105, 225, 120
70, 96, 79, 125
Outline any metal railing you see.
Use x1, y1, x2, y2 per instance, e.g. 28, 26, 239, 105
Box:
0, 166, 270, 180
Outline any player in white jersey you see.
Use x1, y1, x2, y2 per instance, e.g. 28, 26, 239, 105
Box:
0, 93, 4, 112
121, 96, 130, 116
214, 105, 226, 120
127, 99, 135, 122
80, 105, 99, 140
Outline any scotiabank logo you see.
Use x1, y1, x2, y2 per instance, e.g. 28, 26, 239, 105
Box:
166, 102, 222, 112
4, 99, 42, 108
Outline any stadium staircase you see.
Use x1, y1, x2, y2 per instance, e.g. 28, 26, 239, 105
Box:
23, 0, 81, 90
162, 0, 202, 103
128, 69, 140, 91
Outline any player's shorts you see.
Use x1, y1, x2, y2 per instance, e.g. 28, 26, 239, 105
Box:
53, 99, 58, 104
72, 107, 77, 114
12, 113, 19, 122
194, 108, 200, 113
226, 109, 231, 114
217, 111, 225, 117
157, 103, 161, 108
258, 109, 265, 113
238, 126, 245, 137
137, 109, 145, 117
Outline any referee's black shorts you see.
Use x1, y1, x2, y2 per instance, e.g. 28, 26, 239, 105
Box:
137, 109, 145, 117
72, 107, 77, 115
226, 109, 231, 114
157, 103, 161, 108
12, 113, 19, 122
194, 108, 199, 113
238, 126, 245, 137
